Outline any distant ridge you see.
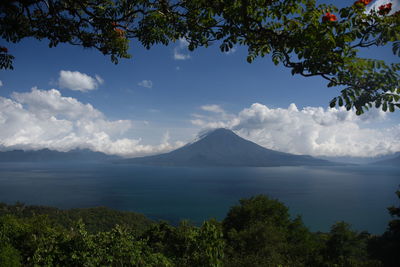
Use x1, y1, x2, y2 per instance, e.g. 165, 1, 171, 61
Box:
0, 148, 119, 162
318, 152, 400, 165
122, 128, 333, 167
370, 152, 400, 166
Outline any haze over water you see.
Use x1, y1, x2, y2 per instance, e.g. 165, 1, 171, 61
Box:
0, 162, 398, 234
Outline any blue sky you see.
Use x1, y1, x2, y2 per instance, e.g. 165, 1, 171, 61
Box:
0, 0, 399, 157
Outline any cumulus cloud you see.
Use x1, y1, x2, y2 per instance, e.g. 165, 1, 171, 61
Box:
191, 103, 400, 157
58, 70, 103, 92
174, 38, 191, 60
138, 80, 153, 88
0, 88, 182, 157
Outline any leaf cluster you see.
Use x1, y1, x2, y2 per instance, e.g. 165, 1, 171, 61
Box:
1, 0, 399, 113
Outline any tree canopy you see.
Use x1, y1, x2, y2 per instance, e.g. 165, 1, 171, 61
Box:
1, 0, 399, 114
2, 192, 396, 266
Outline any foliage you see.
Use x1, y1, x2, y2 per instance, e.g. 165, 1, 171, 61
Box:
368, 187, 400, 267
1, 0, 399, 114
0, 202, 152, 233
387, 188, 400, 235
222, 195, 317, 266
0, 215, 171, 266
64, 221, 171, 266
318, 222, 381, 267
0, 243, 21, 267
2, 190, 400, 266
145, 219, 224, 267
0, 203, 225, 266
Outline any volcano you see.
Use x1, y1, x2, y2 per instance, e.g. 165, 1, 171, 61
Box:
123, 128, 333, 167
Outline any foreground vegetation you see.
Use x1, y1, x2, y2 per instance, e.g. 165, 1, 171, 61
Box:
1, 190, 399, 267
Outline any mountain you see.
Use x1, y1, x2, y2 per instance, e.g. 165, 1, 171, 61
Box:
370, 152, 400, 166
0, 148, 119, 163
122, 128, 333, 167
317, 152, 400, 165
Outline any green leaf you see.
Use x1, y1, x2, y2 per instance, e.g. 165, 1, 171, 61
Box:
392, 41, 400, 57
329, 98, 337, 108
382, 102, 388, 112
338, 97, 343, 106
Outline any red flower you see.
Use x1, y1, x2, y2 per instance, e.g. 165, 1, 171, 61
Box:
378, 3, 392, 15
354, 0, 372, 7
114, 28, 125, 37
0, 46, 8, 53
322, 12, 337, 22
111, 21, 125, 37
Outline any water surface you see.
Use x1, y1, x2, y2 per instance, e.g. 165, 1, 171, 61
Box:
0, 163, 398, 234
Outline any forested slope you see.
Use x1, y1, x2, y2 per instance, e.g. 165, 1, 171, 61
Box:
0, 192, 399, 266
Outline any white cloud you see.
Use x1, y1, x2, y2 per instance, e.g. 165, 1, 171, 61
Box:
201, 104, 225, 113
191, 103, 400, 157
95, 74, 104, 85
161, 131, 170, 144
0, 88, 182, 157
0, 80, 3, 87
174, 38, 191, 60
58, 70, 103, 92
192, 104, 236, 126
138, 80, 153, 88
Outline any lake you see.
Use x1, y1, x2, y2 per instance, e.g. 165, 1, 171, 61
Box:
0, 163, 399, 234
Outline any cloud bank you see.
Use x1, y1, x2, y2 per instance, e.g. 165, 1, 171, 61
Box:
0, 88, 182, 157
58, 70, 103, 92
191, 103, 400, 157
2, 87, 398, 158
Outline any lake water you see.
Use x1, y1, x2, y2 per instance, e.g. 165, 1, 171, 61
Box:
0, 163, 399, 234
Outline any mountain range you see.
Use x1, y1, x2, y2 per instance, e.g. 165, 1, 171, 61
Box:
0, 148, 118, 162
370, 152, 400, 166
1, 129, 398, 167
318, 152, 400, 165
